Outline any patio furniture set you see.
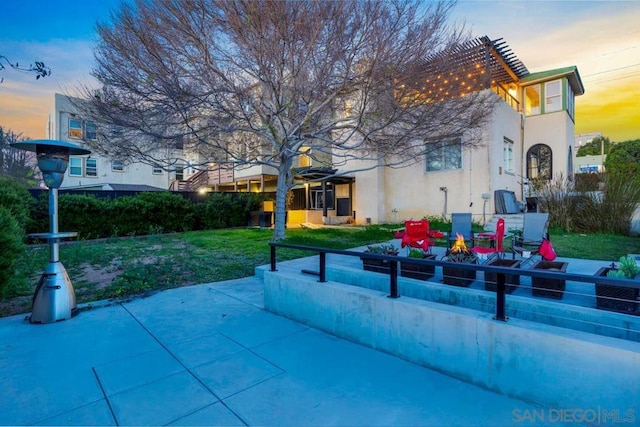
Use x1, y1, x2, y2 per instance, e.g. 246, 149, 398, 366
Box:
368, 213, 639, 315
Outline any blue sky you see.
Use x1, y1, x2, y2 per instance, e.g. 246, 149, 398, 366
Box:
1, 0, 639, 141
1, 0, 118, 41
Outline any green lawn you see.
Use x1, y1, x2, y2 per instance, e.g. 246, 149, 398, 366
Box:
2, 225, 639, 317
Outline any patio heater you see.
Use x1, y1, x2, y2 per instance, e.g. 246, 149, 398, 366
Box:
11, 139, 91, 324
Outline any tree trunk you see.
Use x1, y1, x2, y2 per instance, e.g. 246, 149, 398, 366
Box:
273, 158, 293, 241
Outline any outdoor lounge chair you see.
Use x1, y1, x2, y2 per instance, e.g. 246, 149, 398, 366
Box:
401, 220, 434, 253
448, 213, 474, 248
471, 217, 505, 262
511, 213, 549, 266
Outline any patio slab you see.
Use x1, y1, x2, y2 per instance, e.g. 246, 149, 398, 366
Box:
0, 263, 616, 426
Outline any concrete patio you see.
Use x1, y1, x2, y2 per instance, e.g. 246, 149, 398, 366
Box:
1, 246, 638, 426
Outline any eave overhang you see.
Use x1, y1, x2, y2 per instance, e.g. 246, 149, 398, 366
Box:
519, 66, 585, 96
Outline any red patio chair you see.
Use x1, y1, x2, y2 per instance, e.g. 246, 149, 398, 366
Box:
401, 220, 434, 253
471, 218, 505, 262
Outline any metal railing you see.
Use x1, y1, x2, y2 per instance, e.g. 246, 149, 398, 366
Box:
269, 242, 640, 323
492, 82, 520, 112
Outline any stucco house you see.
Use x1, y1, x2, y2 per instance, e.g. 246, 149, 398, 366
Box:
345, 37, 584, 225
46, 93, 174, 190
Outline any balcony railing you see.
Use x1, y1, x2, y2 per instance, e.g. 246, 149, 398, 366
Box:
492, 82, 520, 112
170, 166, 235, 191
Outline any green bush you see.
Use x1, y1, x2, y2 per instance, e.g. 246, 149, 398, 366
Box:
605, 139, 640, 177
26, 190, 269, 239
110, 196, 153, 236
109, 192, 196, 236
0, 207, 25, 298
57, 194, 111, 239
534, 173, 580, 231
0, 177, 32, 230
200, 193, 267, 229
571, 174, 640, 235
134, 191, 195, 233
574, 173, 603, 192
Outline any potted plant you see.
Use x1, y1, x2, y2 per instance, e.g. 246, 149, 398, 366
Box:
442, 234, 478, 287
360, 243, 399, 274
484, 258, 521, 293
531, 260, 569, 299
400, 248, 437, 280
594, 256, 640, 313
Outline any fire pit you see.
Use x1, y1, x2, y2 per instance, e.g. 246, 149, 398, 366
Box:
442, 233, 478, 287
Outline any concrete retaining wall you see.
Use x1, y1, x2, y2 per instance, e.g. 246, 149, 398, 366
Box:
264, 270, 640, 410
325, 266, 640, 342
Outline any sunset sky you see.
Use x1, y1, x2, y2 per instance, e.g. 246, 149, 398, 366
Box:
1, 0, 639, 142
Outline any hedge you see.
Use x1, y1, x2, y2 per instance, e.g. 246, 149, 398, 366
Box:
27, 191, 269, 239
0, 207, 25, 298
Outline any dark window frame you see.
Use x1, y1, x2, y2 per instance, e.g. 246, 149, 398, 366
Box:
526, 144, 553, 180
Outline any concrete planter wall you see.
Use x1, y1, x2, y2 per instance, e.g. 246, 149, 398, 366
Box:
263, 269, 640, 411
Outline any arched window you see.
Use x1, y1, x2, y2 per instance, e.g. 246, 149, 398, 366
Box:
527, 144, 552, 179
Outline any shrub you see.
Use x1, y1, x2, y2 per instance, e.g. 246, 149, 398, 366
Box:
0, 177, 32, 230
26, 190, 269, 238
534, 174, 579, 232
571, 174, 640, 235
200, 192, 267, 230
0, 207, 25, 298
57, 194, 111, 239
574, 172, 603, 192
110, 196, 153, 236
135, 191, 195, 233
605, 139, 640, 177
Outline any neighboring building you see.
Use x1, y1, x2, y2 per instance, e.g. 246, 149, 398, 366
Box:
575, 132, 602, 150
47, 93, 172, 190
575, 155, 606, 174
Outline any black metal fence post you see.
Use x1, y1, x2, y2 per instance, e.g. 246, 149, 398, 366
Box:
388, 259, 399, 298
270, 245, 277, 271
494, 272, 508, 321
319, 252, 327, 282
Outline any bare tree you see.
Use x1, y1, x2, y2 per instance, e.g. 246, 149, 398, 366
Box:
0, 55, 51, 83
0, 127, 39, 187
80, 0, 497, 240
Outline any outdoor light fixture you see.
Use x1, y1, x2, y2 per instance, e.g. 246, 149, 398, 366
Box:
11, 139, 91, 324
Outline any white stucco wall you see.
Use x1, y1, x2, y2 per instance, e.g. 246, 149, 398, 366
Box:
523, 111, 575, 181
347, 97, 523, 225
352, 159, 386, 224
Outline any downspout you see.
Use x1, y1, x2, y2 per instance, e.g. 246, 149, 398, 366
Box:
440, 187, 448, 217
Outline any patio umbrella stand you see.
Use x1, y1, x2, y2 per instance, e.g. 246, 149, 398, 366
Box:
11, 139, 91, 324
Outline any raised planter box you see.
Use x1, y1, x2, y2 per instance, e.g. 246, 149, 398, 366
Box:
595, 267, 639, 314
484, 258, 521, 294
531, 260, 568, 299
442, 263, 477, 287
400, 254, 437, 280
361, 256, 396, 274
